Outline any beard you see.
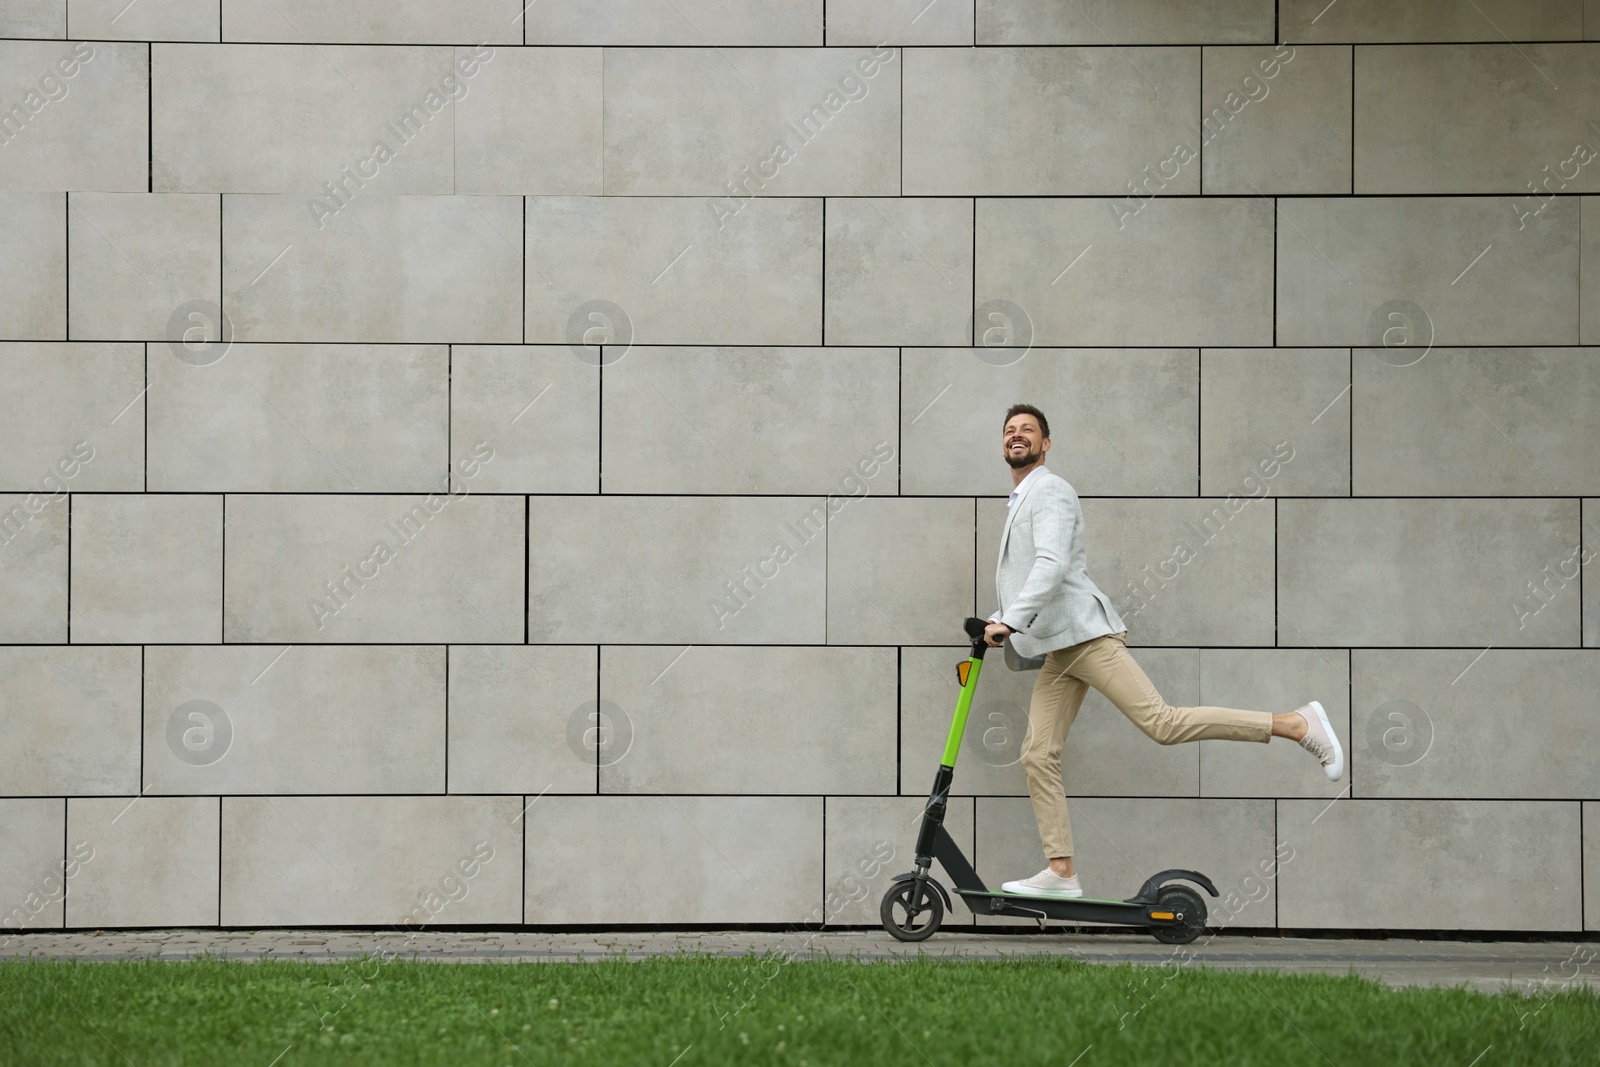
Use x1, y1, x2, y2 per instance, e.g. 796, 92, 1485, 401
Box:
1004, 443, 1040, 469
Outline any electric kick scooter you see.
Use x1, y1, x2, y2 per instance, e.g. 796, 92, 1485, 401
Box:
880, 617, 1218, 944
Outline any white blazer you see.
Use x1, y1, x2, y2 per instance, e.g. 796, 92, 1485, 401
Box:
993, 466, 1125, 661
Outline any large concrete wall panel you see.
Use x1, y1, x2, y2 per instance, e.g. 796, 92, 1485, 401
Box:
1281, 0, 1583, 43
1199, 349, 1349, 498
143, 645, 446, 795
0, 493, 68, 642
828, 0, 972, 45
1353, 650, 1600, 799
1356, 45, 1600, 194
1583, 197, 1600, 344
0, 342, 144, 492
222, 795, 523, 926
446, 645, 598, 795
977, 198, 1274, 346
1587, 801, 1600, 930
0, 193, 64, 338
525, 196, 822, 347
524, 796, 822, 923
598, 646, 895, 794
902, 348, 1199, 497
67, 797, 219, 928
827, 498, 974, 645
600, 347, 898, 494
0, 1, 63, 38
528, 496, 827, 644
147, 344, 448, 493
1276, 197, 1580, 346
977, 0, 1272, 44
448, 346, 599, 494
1587, 500, 1599, 648
70, 494, 223, 644
0, 798, 66, 932
224, 494, 525, 643
223, 194, 523, 343
825, 198, 974, 346
0, 41, 146, 191
525, 1, 822, 45
455, 47, 603, 195
604, 47, 900, 195
1353, 348, 1600, 496
67, 193, 221, 342
1200, 44, 1351, 195
1279, 799, 1581, 930
1278, 498, 1579, 648
0, 647, 140, 795
153, 44, 459, 194
71, 0, 216, 41
221, 1, 521, 44
905, 47, 1200, 195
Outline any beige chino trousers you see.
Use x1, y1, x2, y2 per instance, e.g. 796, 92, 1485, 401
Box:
1020, 630, 1273, 860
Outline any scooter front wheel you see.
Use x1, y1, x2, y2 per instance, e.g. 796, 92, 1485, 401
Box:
880, 878, 944, 942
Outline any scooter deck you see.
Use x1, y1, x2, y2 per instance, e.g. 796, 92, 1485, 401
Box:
954, 887, 1171, 926
959, 890, 1141, 908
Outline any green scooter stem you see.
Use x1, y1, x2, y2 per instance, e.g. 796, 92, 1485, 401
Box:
914, 619, 990, 865
939, 649, 984, 767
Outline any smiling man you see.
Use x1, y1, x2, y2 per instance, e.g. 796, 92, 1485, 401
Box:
986, 404, 1343, 899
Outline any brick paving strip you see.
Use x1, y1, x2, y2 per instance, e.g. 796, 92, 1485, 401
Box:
5, 930, 1598, 995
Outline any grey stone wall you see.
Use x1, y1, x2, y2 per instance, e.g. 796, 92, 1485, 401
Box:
1, 0, 1596, 934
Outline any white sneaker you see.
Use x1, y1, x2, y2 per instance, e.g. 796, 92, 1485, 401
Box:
1001, 868, 1084, 898
1295, 700, 1344, 782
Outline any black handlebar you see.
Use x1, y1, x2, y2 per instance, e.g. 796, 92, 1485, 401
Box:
963, 617, 991, 659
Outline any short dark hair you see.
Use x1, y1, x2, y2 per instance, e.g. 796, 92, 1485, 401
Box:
1003, 404, 1050, 440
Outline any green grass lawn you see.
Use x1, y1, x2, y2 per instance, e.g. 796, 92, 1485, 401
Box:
1, 952, 1596, 1066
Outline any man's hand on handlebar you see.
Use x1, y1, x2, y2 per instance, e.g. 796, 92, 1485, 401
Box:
983, 621, 1012, 647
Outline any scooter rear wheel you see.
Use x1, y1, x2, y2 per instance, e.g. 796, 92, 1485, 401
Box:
880, 879, 944, 942
1150, 885, 1206, 945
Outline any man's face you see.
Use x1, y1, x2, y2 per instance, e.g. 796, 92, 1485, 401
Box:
1002, 416, 1048, 469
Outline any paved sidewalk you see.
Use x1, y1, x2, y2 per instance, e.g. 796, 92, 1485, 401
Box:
5, 928, 1597, 995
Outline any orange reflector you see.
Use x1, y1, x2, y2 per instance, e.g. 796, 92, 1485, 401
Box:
1150, 911, 1175, 920
956, 661, 971, 687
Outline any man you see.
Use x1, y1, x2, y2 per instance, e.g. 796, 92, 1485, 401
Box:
986, 404, 1343, 899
